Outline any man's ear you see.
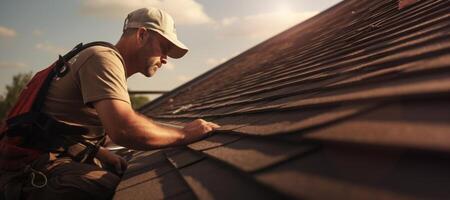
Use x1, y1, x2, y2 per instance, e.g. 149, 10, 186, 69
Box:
135, 28, 148, 47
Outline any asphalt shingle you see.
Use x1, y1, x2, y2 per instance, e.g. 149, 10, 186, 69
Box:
116, 0, 450, 199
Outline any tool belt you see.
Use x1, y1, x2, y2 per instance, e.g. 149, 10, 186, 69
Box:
0, 113, 105, 200
3, 112, 105, 166
1, 154, 49, 200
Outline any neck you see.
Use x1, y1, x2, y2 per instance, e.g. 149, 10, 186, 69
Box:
116, 39, 137, 78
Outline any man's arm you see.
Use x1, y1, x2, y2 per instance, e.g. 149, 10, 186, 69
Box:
93, 99, 219, 150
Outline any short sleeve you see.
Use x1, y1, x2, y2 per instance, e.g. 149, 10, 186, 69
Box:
78, 50, 130, 106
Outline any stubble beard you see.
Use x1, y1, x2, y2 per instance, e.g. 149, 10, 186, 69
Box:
144, 59, 160, 77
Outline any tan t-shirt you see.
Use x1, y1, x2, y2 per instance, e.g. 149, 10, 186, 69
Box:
42, 45, 130, 143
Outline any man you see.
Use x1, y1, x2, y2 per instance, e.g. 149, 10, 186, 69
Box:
4, 7, 219, 199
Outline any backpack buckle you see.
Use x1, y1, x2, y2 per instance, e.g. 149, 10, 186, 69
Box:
55, 55, 70, 79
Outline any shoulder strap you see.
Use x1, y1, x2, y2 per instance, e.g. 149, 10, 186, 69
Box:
32, 41, 119, 112
82, 41, 119, 52
4, 42, 120, 133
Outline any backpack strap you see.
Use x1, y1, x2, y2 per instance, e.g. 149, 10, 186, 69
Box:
32, 41, 120, 112
3, 41, 120, 164
32, 41, 118, 150
5, 41, 120, 129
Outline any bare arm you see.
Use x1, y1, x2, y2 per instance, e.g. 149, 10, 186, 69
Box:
93, 99, 219, 150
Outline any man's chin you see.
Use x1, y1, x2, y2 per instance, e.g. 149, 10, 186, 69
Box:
143, 72, 154, 77
144, 68, 157, 77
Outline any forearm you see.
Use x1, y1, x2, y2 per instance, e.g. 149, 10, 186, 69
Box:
109, 112, 187, 150
95, 99, 217, 151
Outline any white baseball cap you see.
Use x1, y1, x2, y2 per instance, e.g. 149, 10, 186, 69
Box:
123, 8, 188, 59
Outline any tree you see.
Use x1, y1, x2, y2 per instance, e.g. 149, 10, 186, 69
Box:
130, 94, 150, 109
0, 72, 32, 121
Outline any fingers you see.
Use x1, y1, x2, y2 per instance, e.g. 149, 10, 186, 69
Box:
115, 156, 128, 175
181, 119, 221, 143
120, 157, 128, 172
208, 122, 220, 129
115, 162, 122, 175
193, 119, 207, 125
192, 119, 220, 128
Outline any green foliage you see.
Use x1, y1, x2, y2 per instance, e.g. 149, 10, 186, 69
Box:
0, 72, 32, 120
130, 94, 150, 109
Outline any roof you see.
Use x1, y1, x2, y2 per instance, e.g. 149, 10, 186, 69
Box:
113, 0, 450, 199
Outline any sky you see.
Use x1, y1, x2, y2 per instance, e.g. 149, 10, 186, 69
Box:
0, 0, 340, 99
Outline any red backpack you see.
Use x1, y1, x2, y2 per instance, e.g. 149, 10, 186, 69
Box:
0, 42, 117, 171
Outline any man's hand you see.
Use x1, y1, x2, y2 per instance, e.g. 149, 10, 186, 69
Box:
96, 147, 128, 175
181, 119, 220, 143
94, 99, 220, 150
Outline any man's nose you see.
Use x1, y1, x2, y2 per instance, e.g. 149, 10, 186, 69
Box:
161, 56, 167, 65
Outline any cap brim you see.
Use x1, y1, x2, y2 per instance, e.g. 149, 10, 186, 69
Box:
149, 29, 188, 59
167, 44, 188, 59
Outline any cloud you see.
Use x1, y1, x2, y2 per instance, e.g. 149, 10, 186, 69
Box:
35, 42, 68, 55
220, 17, 238, 26
217, 10, 318, 40
205, 57, 227, 67
163, 62, 175, 70
176, 75, 192, 83
205, 51, 240, 68
80, 0, 212, 25
32, 29, 44, 36
0, 26, 16, 38
0, 61, 28, 68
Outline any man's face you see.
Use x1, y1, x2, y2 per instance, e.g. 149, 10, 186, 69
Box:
138, 30, 172, 77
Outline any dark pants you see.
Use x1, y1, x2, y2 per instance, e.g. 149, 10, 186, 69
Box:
0, 153, 120, 200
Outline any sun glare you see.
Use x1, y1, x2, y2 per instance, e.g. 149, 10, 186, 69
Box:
274, 3, 292, 14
